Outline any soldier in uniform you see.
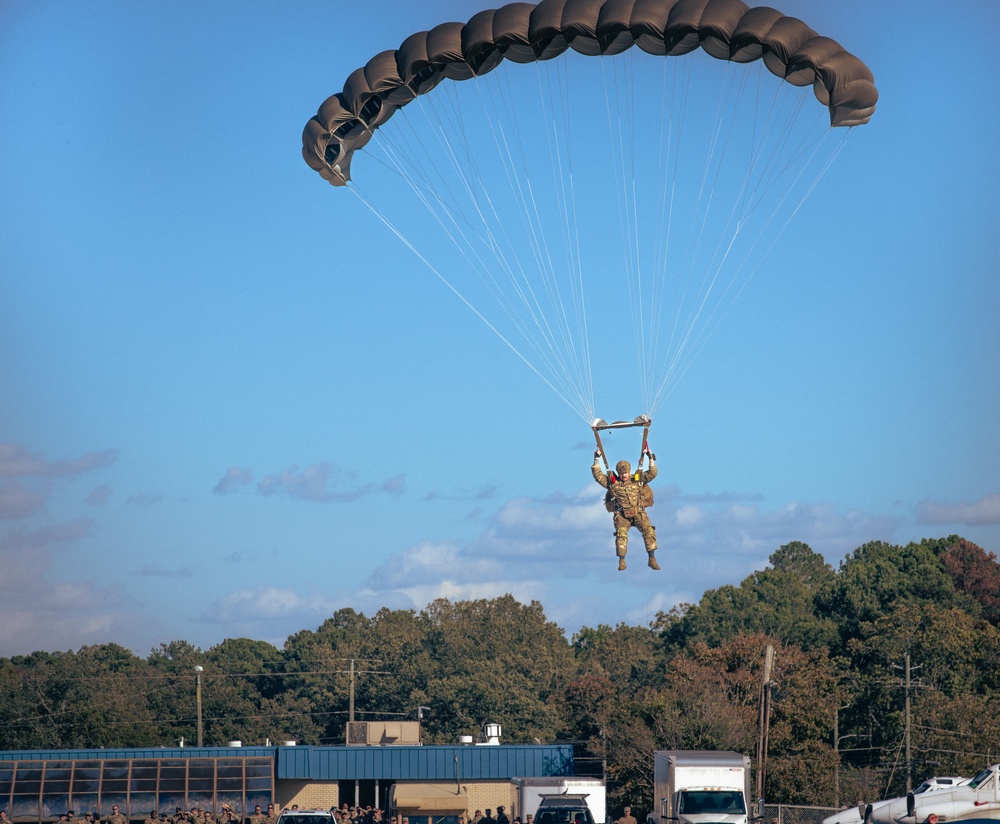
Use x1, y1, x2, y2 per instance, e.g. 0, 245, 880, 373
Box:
592, 449, 659, 571
145, 810, 160, 824
105, 806, 127, 824
249, 806, 266, 824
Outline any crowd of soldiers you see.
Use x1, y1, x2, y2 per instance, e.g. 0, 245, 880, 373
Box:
12, 803, 393, 824
6, 802, 277, 824
1, 800, 622, 824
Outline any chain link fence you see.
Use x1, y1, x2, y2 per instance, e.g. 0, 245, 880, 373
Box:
761, 805, 840, 824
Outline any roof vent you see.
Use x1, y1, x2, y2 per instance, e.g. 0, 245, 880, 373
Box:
478, 723, 501, 745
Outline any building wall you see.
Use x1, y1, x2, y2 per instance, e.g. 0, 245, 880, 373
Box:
465, 783, 515, 819
275, 780, 338, 811
272, 781, 515, 818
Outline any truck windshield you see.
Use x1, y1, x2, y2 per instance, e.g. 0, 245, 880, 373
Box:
536, 810, 594, 824
968, 768, 995, 792
678, 792, 746, 815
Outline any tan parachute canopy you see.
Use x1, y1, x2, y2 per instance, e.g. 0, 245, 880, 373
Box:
302, 0, 878, 186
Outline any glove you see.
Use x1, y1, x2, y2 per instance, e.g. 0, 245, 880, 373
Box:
594, 449, 602, 459
648, 452, 656, 461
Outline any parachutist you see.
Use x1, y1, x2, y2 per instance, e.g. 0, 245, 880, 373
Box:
592, 448, 659, 571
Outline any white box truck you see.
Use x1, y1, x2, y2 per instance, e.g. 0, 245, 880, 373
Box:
651, 751, 752, 824
513, 777, 607, 824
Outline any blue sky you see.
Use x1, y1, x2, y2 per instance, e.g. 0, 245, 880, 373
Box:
1, 0, 998, 657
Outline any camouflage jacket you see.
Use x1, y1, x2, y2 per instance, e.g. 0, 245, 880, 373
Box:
592, 462, 656, 517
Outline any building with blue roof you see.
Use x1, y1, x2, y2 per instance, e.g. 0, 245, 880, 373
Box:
0, 740, 576, 824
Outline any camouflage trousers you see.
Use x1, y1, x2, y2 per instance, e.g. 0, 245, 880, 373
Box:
612, 510, 657, 557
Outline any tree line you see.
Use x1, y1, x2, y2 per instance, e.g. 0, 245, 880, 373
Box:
2, 536, 999, 813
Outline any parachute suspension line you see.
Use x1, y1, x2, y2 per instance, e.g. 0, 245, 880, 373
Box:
601, 53, 651, 417
649, 125, 851, 411
508, 59, 596, 421
647, 64, 787, 410
554, 59, 598, 424
380, 63, 593, 420
467, 69, 597, 421
361, 83, 597, 422
344, 179, 592, 424
653, 56, 687, 413
659, 61, 765, 384
527, 57, 596, 422
464, 73, 584, 395
646, 73, 854, 411
645, 54, 735, 410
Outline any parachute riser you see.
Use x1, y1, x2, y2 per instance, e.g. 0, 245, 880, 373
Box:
591, 416, 651, 474
637, 425, 650, 472
592, 428, 610, 472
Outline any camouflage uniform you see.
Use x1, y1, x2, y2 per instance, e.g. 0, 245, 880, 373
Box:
592, 456, 659, 569
105, 809, 128, 824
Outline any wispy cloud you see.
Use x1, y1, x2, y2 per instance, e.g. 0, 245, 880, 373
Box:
423, 484, 500, 502
916, 493, 1000, 526
85, 484, 113, 506
199, 586, 343, 644
255, 462, 405, 503
0, 443, 115, 478
133, 563, 195, 578
214, 467, 253, 495
0, 479, 49, 519
0, 519, 142, 656
127, 492, 163, 508
0, 443, 116, 521
1, 518, 95, 551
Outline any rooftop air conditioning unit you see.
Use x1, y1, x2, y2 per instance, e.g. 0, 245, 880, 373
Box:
347, 722, 370, 745
346, 721, 422, 746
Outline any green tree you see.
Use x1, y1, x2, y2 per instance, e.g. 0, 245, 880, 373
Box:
419, 596, 575, 743
662, 543, 837, 650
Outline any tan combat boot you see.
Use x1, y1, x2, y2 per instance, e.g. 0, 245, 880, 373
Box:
618, 556, 627, 571
647, 551, 660, 570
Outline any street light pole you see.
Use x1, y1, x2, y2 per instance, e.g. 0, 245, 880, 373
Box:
195, 666, 204, 747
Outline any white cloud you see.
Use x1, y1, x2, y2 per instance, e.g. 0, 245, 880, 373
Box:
0, 520, 144, 656
0, 443, 115, 478
255, 462, 406, 503
916, 493, 1000, 526
0, 479, 48, 519
214, 467, 253, 495
133, 563, 195, 578
85, 484, 113, 506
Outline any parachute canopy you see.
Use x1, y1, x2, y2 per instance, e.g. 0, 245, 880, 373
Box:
301, 0, 876, 424
303, 0, 877, 186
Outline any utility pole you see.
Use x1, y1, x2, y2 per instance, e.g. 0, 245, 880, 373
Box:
349, 658, 355, 723
904, 652, 912, 793
834, 709, 840, 809
892, 652, 919, 793
194, 665, 204, 747
756, 645, 775, 804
